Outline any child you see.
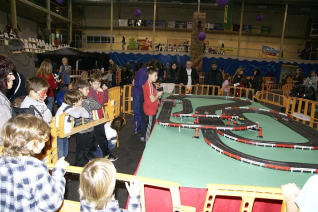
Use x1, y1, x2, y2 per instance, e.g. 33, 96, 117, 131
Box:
222, 74, 230, 96
0, 114, 69, 211
89, 73, 111, 158
104, 116, 125, 161
142, 68, 163, 142
74, 80, 102, 166
55, 89, 89, 159
79, 158, 142, 212
20, 77, 52, 124
282, 175, 318, 212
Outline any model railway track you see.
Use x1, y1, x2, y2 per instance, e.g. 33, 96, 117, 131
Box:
157, 95, 318, 173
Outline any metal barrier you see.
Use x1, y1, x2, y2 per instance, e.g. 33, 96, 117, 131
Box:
203, 184, 286, 212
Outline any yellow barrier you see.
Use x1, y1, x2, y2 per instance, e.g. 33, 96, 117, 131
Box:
47, 165, 196, 212
203, 184, 286, 212
262, 83, 282, 91
116, 70, 122, 85
282, 83, 293, 96
222, 86, 255, 100
122, 84, 133, 115
254, 91, 286, 108
285, 96, 318, 129
254, 90, 318, 130
173, 84, 221, 96
108, 86, 121, 117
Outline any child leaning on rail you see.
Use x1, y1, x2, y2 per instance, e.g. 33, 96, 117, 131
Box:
0, 114, 69, 211
20, 76, 52, 124
282, 175, 318, 212
79, 158, 142, 212
89, 73, 115, 160
55, 89, 89, 159
104, 116, 125, 161
74, 79, 102, 166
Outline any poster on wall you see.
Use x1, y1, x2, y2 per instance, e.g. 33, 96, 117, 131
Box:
168, 21, 176, 29
118, 19, 128, 27
175, 21, 186, 29
261, 45, 280, 58
186, 22, 193, 29
146, 20, 166, 29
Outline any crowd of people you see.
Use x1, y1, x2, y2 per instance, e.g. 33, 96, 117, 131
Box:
0, 40, 142, 211
0, 38, 318, 211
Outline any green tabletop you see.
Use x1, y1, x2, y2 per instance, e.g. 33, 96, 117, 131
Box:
137, 95, 317, 188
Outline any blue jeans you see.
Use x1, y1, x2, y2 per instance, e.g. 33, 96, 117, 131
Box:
133, 94, 145, 135
57, 137, 69, 159
46, 96, 54, 113
108, 139, 116, 152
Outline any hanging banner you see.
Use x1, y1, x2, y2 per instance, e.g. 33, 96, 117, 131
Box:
223, 0, 233, 30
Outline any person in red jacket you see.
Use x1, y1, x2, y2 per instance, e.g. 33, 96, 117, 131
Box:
36, 59, 60, 113
142, 68, 163, 142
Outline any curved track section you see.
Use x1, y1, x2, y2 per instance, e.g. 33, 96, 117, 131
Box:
157, 95, 318, 173
219, 107, 318, 149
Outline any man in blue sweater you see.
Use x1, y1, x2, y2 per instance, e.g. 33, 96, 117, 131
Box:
132, 63, 148, 140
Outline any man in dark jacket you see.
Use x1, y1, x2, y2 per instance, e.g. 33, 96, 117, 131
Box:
205, 62, 223, 86
179, 60, 199, 86
205, 61, 223, 95
251, 68, 263, 91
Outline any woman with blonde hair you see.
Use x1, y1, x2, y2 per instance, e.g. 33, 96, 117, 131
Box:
36, 59, 59, 112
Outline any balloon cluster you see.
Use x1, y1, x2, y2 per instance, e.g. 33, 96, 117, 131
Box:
134, 8, 141, 17
198, 32, 206, 41
256, 13, 264, 21
216, 0, 229, 7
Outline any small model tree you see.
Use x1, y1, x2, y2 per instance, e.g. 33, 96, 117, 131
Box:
128, 37, 137, 50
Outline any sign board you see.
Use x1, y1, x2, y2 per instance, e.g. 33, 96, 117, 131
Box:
118, 19, 128, 27
293, 112, 311, 122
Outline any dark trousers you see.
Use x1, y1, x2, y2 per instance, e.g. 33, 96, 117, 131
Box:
75, 132, 95, 167
133, 94, 145, 134
143, 115, 156, 142
93, 124, 109, 157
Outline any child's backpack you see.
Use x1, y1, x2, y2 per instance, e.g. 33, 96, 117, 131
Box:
12, 105, 43, 118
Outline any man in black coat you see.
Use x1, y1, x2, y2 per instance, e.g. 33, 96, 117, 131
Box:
205, 61, 223, 94
179, 60, 199, 87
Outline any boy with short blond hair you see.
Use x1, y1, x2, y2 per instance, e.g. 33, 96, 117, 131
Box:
55, 89, 89, 159
20, 76, 52, 124
0, 114, 69, 211
79, 158, 142, 212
